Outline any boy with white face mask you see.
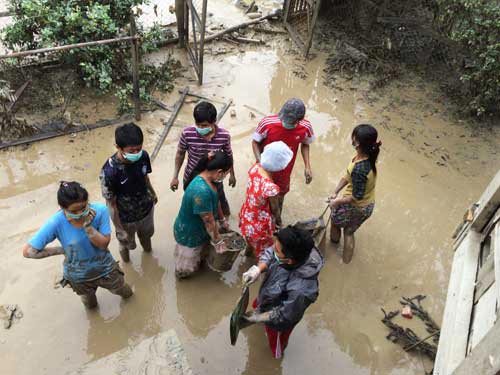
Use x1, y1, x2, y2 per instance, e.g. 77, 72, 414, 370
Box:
100, 123, 158, 263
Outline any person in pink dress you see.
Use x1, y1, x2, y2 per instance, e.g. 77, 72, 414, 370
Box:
239, 141, 293, 257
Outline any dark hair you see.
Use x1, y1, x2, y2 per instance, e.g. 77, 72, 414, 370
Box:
276, 225, 315, 263
115, 122, 143, 148
57, 181, 88, 208
352, 124, 381, 174
185, 150, 233, 188
193, 101, 217, 124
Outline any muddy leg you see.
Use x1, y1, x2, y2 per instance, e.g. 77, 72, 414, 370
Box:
116, 224, 136, 263
100, 267, 134, 299
112, 284, 134, 299
343, 229, 355, 264
80, 293, 98, 309
138, 209, 154, 253
330, 222, 341, 243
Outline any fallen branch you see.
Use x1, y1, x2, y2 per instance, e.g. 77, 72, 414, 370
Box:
205, 11, 280, 43
6, 80, 31, 112
152, 98, 173, 111
381, 295, 440, 361
178, 90, 226, 104
232, 36, 264, 44
245, 1, 256, 14
151, 87, 189, 162
159, 11, 280, 47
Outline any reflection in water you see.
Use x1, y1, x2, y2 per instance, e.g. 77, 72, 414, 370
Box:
175, 265, 239, 338
86, 253, 165, 360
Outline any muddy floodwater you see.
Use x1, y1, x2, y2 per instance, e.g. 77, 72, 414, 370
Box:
1, 6, 500, 375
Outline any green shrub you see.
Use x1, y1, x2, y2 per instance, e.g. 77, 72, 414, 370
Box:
438, 0, 500, 116
2, 0, 176, 114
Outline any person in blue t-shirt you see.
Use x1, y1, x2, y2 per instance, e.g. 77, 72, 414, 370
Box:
22, 181, 133, 309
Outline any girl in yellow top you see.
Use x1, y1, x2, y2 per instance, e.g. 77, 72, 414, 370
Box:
328, 124, 381, 264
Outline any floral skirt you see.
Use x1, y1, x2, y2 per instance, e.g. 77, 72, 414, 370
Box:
331, 203, 375, 232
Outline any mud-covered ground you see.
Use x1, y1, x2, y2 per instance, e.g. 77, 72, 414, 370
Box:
1, 1, 500, 375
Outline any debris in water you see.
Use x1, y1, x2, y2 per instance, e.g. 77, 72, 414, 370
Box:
2, 304, 23, 329
402, 305, 413, 319
381, 295, 440, 360
230, 109, 236, 118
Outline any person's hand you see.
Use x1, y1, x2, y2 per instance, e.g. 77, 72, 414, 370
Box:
116, 229, 128, 242
241, 311, 271, 324
229, 174, 237, 188
305, 168, 313, 184
170, 177, 179, 192
211, 239, 227, 254
219, 219, 230, 233
83, 208, 96, 227
242, 265, 261, 285
326, 193, 338, 203
329, 198, 342, 209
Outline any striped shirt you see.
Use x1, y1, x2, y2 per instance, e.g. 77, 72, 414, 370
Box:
252, 115, 314, 194
178, 126, 233, 185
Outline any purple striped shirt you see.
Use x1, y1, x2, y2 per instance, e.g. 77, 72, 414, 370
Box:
178, 126, 233, 184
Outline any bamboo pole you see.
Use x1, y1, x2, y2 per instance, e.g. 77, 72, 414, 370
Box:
0, 36, 138, 59
130, 14, 141, 121
151, 87, 190, 162
0, 115, 135, 150
216, 99, 233, 124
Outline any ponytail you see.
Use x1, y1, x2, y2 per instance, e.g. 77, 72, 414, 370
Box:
352, 124, 381, 175
185, 150, 233, 188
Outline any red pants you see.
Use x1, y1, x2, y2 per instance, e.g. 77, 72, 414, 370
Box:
253, 299, 294, 358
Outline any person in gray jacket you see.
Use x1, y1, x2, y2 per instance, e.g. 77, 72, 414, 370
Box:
241, 225, 324, 358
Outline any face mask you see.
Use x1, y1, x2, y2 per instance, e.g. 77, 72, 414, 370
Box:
282, 121, 296, 130
123, 150, 143, 162
352, 142, 359, 150
196, 126, 212, 136
66, 205, 90, 220
274, 251, 284, 265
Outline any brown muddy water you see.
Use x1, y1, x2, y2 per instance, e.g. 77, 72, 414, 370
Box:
1, 5, 500, 375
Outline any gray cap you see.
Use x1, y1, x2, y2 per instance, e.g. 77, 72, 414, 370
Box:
278, 98, 306, 125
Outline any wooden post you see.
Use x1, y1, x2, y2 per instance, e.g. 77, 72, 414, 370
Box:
198, 0, 208, 85
130, 14, 141, 121
175, 0, 186, 47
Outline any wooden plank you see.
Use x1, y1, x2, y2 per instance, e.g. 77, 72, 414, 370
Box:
150, 87, 189, 162
469, 283, 497, 350
474, 253, 495, 304
447, 231, 482, 374
472, 170, 500, 232
434, 235, 468, 375
493, 222, 500, 304
453, 319, 500, 375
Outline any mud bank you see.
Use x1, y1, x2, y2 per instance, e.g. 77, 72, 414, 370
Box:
1, 7, 500, 375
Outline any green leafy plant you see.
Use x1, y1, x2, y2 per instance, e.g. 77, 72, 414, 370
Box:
437, 0, 500, 116
2, 0, 177, 114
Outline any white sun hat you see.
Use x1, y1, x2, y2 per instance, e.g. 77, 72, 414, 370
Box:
261, 141, 294, 172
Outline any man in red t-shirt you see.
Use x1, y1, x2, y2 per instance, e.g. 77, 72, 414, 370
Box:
251, 98, 314, 221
